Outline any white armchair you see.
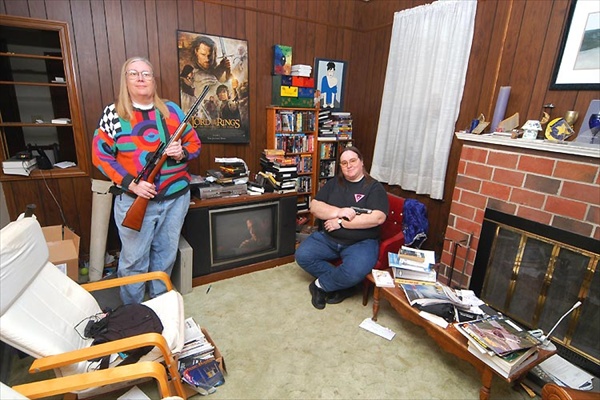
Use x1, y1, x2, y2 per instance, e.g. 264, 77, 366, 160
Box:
0, 217, 187, 398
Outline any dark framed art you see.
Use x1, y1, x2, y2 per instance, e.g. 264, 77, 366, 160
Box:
314, 58, 348, 110
177, 30, 249, 143
550, 0, 600, 90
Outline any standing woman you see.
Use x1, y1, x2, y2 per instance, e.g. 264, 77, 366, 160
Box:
92, 57, 201, 304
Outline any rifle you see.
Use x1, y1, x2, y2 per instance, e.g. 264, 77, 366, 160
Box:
122, 85, 209, 231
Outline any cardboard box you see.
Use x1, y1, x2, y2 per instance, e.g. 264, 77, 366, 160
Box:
272, 74, 293, 86
280, 85, 298, 97
42, 225, 80, 281
292, 76, 314, 88
297, 87, 315, 98
279, 97, 314, 108
201, 327, 227, 374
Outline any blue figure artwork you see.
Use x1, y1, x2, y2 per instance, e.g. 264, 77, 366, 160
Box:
320, 61, 338, 109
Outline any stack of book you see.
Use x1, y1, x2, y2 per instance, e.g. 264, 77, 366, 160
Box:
331, 111, 352, 139
318, 110, 335, 139
388, 246, 437, 283
255, 150, 296, 193
178, 317, 216, 365
291, 64, 312, 77
256, 170, 297, 193
2, 156, 37, 176
455, 315, 542, 378
207, 159, 248, 185
178, 317, 225, 395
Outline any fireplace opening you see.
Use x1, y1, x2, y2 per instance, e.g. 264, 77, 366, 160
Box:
471, 208, 599, 377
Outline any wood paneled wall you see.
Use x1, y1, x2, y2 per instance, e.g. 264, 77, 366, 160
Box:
1, 0, 593, 260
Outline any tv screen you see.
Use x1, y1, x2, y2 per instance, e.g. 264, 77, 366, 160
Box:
209, 201, 278, 267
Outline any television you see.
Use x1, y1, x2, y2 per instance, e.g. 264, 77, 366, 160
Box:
182, 196, 296, 277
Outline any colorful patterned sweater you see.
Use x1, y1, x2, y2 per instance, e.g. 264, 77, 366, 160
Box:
92, 101, 201, 200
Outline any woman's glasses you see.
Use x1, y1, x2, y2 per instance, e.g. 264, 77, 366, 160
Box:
125, 70, 154, 80
340, 158, 359, 167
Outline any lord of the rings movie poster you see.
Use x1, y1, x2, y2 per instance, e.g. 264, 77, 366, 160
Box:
177, 31, 249, 143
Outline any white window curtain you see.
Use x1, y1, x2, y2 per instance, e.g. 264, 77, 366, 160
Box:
371, 0, 477, 200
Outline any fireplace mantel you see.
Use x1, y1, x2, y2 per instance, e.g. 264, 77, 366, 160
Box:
456, 132, 600, 159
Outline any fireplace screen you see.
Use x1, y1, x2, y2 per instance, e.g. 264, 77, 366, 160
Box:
472, 209, 599, 375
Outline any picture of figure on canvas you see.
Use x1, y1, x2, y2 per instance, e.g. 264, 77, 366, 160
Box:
315, 58, 347, 110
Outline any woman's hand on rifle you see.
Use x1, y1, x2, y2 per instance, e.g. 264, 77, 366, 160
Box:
129, 180, 157, 199
165, 139, 185, 162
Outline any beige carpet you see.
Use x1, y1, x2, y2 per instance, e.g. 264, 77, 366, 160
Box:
7, 262, 536, 399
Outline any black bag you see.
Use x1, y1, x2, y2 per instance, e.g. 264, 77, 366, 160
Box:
416, 303, 456, 323
85, 303, 164, 369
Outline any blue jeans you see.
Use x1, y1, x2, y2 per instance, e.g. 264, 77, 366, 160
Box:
114, 193, 190, 304
295, 231, 379, 292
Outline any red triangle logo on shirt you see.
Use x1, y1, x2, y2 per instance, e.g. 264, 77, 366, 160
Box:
355, 194, 365, 202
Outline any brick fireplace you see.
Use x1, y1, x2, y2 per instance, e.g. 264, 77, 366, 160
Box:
441, 134, 600, 288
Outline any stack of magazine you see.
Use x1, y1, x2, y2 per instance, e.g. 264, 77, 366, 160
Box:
178, 317, 224, 394
388, 246, 437, 283
455, 315, 541, 378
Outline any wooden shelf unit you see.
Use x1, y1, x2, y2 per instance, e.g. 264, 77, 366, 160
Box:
266, 106, 319, 221
0, 16, 89, 180
316, 137, 353, 190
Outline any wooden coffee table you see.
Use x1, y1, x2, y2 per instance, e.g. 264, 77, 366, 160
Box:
368, 274, 555, 400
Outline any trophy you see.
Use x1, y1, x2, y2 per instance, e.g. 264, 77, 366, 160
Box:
564, 111, 579, 128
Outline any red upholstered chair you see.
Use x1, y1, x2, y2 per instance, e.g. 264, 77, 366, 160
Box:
360, 193, 405, 305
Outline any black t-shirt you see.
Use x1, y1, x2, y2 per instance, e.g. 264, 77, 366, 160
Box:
315, 176, 389, 245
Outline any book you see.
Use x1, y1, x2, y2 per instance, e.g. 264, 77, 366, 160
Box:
393, 266, 437, 283
51, 117, 71, 124
372, 269, 395, 288
456, 315, 541, 357
398, 246, 427, 263
3, 157, 37, 169
388, 252, 433, 273
181, 358, 225, 393
3, 163, 37, 176
467, 341, 539, 378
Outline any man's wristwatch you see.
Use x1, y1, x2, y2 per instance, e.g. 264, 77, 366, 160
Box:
337, 218, 344, 228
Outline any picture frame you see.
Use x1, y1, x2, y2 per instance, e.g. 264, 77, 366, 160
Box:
177, 30, 250, 143
314, 58, 348, 110
550, 0, 600, 90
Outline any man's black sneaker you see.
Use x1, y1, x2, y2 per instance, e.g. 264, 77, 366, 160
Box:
309, 280, 327, 310
326, 287, 356, 304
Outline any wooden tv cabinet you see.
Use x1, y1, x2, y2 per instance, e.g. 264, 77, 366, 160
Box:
186, 192, 298, 286
367, 273, 555, 400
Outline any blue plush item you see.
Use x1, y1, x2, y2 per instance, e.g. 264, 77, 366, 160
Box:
403, 198, 429, 248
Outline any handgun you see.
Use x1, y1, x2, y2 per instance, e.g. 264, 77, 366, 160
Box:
352, 206, 372, 215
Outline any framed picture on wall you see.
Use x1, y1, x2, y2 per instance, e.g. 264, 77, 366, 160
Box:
314, 58, 348, 110
177, 30, 250, 143
550, 0, 600, 90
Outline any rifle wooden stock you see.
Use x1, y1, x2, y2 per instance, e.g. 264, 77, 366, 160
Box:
122, 86, 209, 231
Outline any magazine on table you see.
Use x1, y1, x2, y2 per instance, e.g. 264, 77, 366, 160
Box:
456, 315, 541, 357
372, 269, 395, 288
400, 282, 471, 310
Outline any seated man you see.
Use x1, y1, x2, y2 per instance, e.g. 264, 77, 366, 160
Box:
295, 146, 389, 309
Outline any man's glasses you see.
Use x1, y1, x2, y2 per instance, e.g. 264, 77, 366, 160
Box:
125, 70, 154, 80
340, 158, 359, 167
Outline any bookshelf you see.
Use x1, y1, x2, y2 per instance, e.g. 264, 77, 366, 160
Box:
316, 138, 353, 189
266, 106, 318, 221
316, 110, 353, 189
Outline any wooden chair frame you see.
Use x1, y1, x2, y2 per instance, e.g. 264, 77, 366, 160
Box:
22, 272, 186, 399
